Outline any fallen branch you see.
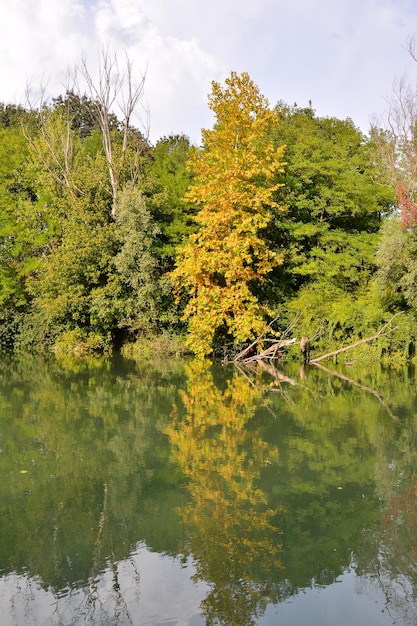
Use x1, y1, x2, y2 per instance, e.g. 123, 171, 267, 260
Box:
236, 337, 298, 363
310, 313, 402, 364
232, 316, 280, 362
232, 316, 301, 363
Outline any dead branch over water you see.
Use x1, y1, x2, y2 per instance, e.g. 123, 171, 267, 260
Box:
233, 316, 299, 364
310, 313, 402, 364
233, 313, 401, 366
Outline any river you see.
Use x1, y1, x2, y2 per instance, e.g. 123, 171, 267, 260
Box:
0, 353, 416, 625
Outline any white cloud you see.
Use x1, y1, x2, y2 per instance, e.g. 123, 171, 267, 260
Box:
1, 0, 417, 142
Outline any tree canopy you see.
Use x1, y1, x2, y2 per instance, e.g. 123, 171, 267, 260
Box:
0, 59, 414, 362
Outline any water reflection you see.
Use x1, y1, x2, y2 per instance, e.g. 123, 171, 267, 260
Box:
167, 360, 282, 625
0, 354, 192, 624
0, 545, 207, 625
0, 355, 417, 624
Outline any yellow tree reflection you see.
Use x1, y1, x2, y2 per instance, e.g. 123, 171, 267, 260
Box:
167, 361, 282, 626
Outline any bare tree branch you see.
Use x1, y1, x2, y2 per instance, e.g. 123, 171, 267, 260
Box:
310, 313, 402, 364
74, 48, 148, 214
22, 49, 148, 219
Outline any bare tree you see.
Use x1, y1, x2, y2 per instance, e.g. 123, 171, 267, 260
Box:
74, 49, 148, 214
371, 76, 417, 201
406, 34, 417, 63
370, 37, 417, 227
24, 49, 148, 216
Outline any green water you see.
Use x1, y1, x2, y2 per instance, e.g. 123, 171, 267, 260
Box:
0, 354, 416, 625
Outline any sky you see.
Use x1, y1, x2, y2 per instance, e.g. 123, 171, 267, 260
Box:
1, 0, 417, 144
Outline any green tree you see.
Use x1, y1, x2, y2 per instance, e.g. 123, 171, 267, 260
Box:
376, 216, 417, 310
18, 103, 114, 350
52, 90, 108, 139
13, 61, 156, 353
172, 72, 285, 357
146, 134, 195, 266
268, 105, 393, 347
113, 186, 175, 337
0, 107, 48, 348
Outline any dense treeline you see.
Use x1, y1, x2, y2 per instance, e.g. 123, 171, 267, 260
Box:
0, 64, 416, 361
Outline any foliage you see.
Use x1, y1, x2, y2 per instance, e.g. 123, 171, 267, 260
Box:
52, 328, 112, 355
25, 215, 118, 351
0, 69, 414, 360
264, 105, 394, 353
273, 105, 391, 284
0, 90, 178, 353
146, 134, 195, 265
52, 89, 110, 139
113, 186, 175, 336
0, 109, 51, 348
396, 183, 417, 228
376, 215, 417, 310
172, 72, 285, 357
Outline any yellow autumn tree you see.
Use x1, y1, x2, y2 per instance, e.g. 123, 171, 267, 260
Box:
172, 72, 285, 357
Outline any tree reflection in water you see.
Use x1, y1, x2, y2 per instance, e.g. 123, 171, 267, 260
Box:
2, 355, 417, 624
167, 360, 283, 626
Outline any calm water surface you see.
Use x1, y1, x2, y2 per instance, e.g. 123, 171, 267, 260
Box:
0, 354, 416, 625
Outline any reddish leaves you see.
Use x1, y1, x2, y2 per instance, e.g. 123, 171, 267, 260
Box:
396, 184, 417, 228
